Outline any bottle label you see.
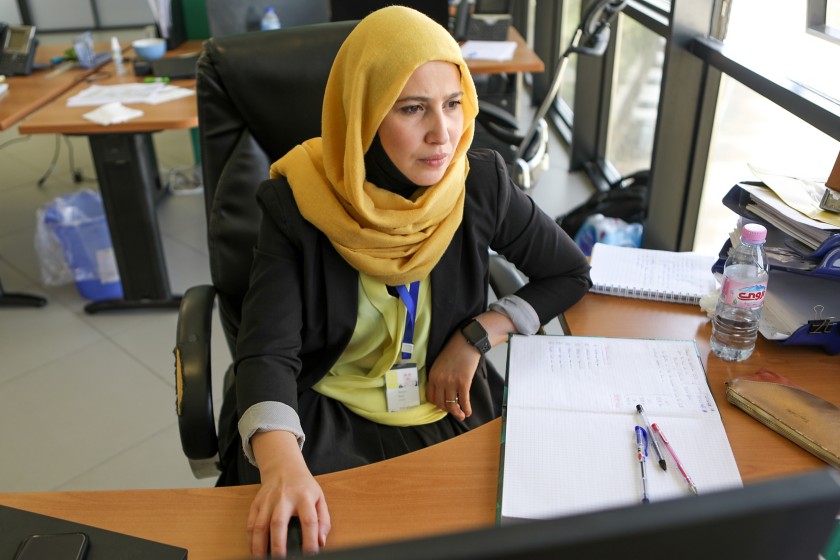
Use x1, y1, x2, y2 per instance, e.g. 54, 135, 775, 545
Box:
720, 277, 767, 309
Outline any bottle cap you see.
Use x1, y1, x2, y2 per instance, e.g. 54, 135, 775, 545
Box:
741, 223, 767, 244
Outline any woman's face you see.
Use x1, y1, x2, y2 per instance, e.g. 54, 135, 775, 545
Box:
377, 61, 465, 187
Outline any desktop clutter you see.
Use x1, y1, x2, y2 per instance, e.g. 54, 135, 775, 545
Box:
711, 160, 840, 355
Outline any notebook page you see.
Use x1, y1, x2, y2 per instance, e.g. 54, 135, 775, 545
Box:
500, 335, 742, 522
589, 243, 717, 301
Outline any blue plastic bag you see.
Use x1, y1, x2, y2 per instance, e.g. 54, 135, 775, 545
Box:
574, 213, 643, 256
38, 189, 123, 301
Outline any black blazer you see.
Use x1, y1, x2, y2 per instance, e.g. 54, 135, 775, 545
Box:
233, 149, 591, 417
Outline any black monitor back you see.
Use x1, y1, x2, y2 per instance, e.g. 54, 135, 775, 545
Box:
310, 469, 840, 560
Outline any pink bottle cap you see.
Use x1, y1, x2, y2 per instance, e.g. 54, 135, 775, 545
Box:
741, 223, 767, 244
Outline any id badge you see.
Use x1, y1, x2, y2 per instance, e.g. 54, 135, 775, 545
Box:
384, 363, 420, 412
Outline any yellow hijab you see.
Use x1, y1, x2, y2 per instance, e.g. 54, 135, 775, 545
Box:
269, 6, 479, 286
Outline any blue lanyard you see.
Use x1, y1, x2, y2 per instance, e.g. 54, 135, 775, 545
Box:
394, 281, 419, 361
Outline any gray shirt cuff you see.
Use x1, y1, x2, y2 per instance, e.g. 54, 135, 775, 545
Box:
238, 401, 306, 467
489, 294, 541, 335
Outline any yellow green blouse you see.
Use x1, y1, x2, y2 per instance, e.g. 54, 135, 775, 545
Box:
312, 274, 447, 426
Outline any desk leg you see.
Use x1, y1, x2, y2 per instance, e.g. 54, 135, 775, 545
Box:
85, 133, 181, 314
0, 277, 47, 307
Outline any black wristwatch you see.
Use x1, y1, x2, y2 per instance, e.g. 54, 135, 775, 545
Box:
460, 318, 491, 355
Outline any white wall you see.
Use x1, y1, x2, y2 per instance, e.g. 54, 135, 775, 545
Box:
0, 0, 22, 24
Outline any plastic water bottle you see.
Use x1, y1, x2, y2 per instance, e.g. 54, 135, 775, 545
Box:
110, 36, 126, 76
710, 223, 769, 361
260, 7, 281, 31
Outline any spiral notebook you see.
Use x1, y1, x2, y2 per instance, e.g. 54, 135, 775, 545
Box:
589, 243, 718, 305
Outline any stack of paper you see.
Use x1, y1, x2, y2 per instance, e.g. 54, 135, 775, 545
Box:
66, 84, 194, 107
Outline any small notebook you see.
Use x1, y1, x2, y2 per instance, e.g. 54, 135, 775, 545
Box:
589, 243, 718, 304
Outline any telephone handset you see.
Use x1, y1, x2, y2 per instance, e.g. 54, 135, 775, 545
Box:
0, 23, 38, 76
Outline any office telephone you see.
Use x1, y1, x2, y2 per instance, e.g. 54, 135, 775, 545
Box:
0, 23, 37, 76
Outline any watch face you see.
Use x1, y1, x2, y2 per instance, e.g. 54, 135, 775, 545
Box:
462, 320, 490, 353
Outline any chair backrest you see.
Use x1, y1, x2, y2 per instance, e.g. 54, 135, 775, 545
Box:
196, 21, 357, 352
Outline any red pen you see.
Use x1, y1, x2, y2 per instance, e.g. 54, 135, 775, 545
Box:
651, 422, 698, 495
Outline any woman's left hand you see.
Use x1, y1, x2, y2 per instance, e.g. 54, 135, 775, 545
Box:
426, 330, 481, 421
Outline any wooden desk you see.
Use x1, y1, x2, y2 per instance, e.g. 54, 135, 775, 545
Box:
18, 41, 203, 313
466, 27, 544, 75
0, 420, 501, 559
1, 294, 835, 559
0, 45, 100, 131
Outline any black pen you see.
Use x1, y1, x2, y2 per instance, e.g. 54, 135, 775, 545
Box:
636, 404, 667, 471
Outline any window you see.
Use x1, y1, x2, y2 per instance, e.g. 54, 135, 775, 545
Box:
555, 0, 582, 122
808, 0, 840, 45
692, 0, 839, 253
604, 14, 665, 176
725, 0, 839, 108
694, 77, 838, 255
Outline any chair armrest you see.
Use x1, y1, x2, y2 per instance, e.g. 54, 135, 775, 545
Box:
174, 284, 221, 478
489, 253, 525, 299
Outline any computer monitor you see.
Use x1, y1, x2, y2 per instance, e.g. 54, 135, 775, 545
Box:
311, 469, 840, 560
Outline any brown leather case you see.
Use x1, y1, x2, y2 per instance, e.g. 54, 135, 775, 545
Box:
725, 369, 840, 469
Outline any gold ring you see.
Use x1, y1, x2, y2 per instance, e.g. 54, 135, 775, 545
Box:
445, 399, 458, 404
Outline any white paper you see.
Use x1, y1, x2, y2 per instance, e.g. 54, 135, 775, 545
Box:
82, 102, 144, 126
740, 183, 839, 250
67, 84, 194, 107
500, 335, 742, 522
460, 40, 517, 61
748, 163, 840, 228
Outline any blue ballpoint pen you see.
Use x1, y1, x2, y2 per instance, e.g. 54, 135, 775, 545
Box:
635, 426, 650, 504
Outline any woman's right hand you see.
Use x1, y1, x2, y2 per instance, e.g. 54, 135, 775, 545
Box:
248, 430, 331, 558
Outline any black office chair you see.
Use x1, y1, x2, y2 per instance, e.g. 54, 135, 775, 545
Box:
174, 21, 525, 479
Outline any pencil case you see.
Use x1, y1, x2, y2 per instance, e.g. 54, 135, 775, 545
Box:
725, 369, 840, 469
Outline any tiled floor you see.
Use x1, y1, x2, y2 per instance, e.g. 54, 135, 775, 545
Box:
0, 71, 593, 493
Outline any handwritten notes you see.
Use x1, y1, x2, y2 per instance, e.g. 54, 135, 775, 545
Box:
499, 335, 741, 523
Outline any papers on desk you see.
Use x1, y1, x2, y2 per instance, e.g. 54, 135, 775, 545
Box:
82, 102, 144, 126
66, 83, 195, 107
748, 164, 840, 229
460, 40, 517, 61
738, 183, 839, 251
498, 335, 742, 524
0, 83, 8, 97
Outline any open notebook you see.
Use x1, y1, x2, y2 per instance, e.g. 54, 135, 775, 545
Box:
498, 335, 742, 524
589, 243, 718, 305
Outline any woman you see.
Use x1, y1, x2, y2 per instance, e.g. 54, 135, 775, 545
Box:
228, 6, 591, 557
